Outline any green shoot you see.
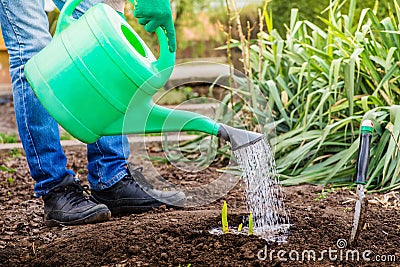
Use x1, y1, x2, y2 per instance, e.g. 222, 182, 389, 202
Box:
237, 223, 243, 232
1, 165, 15, 173
0, 133, 18, 144
8, 148, 23, 158
221, 201, 229, 234
314, 188, 336, 201
248, 213, 254, 235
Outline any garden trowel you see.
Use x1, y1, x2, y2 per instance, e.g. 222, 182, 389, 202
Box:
349, 120, 373, 246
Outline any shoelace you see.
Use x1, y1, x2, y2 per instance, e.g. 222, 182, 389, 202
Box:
126, 166, 154, 189
53, 181, 91, 206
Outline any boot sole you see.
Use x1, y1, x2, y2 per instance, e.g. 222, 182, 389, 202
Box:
109, 198, 187, 216
109, 203, 164, 216
45, 208, 111, 227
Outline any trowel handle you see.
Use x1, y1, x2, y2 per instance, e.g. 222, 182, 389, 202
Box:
55, 0, 83, 36
355, 120, 374, 185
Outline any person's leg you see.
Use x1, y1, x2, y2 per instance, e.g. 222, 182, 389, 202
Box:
0, 0, 110, 226
3, 0, 185, 215
0, 0, 119, 196
87, 136, 130, 191
0, 0, 73, 196
52, 0, 101, 18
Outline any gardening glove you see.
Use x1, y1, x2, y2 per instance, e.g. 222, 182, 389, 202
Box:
104, 0, 125, 13
131, 0, 176, 52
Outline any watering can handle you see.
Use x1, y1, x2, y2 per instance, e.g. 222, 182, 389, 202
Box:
54, 0, 82, 36
153, 27, 176, 79
55, 0, 175, 81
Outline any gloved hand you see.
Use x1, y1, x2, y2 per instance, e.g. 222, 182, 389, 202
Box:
131, 0, 176, 52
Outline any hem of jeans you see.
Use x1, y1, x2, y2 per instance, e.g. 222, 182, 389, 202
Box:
34, 178, 63, 198
33, 170, 76, 197
89, 169, 128, 191
34, 189, 51, 198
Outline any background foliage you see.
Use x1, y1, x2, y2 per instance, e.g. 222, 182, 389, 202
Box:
219, 0, 400, 191
268, 0, 394, 35
46, 1, 396, 59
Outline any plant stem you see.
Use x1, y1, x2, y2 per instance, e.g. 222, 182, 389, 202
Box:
222, 201, 229, 233
248, 212, 254, 235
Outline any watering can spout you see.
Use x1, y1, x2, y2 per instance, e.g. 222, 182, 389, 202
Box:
217, 124, 265, 151
102, 102, 221, 137
103, 105, 264, 152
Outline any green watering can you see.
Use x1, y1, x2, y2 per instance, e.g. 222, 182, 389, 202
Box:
24, 0, 263, 150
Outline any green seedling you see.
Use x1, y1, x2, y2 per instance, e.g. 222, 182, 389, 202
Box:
7, 177, 14, 184
314, 188, 336, 202
221, 200, 229, 234
314, 192, 327, 201
237, 223, 243, 232
248, 213, 254, 235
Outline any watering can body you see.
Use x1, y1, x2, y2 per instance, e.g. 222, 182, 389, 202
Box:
25, 1, 220, 143
25, 0, 263, 150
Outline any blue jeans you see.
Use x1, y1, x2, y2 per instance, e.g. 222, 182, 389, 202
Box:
0, 0, 130, 196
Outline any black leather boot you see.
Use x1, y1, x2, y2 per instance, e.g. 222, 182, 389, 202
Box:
43, 175, 111, 226
91, 165, 186, 215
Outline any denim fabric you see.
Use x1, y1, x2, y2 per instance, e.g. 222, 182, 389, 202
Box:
0, 0, 130, 196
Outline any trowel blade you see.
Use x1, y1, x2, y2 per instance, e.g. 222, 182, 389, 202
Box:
350, 184, 368, 245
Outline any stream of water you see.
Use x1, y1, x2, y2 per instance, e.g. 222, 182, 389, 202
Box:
234, 137, 290, 243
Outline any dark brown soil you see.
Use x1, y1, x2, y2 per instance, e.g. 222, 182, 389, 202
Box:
1, 100, 400, 266
1, 146, 399, 266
